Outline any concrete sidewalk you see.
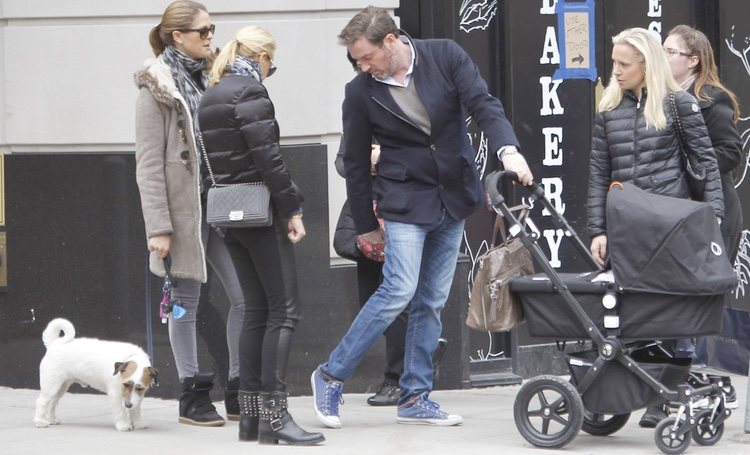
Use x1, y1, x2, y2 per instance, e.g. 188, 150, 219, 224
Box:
2, 375, 749, 455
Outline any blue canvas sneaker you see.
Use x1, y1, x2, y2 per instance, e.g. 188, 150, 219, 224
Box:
311, 368, 344, 429
396, 392, 463, 426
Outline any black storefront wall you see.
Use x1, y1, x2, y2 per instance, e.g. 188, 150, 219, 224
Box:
502, 0, 597, 376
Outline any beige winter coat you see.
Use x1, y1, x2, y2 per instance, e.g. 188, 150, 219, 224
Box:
134, 56, 206, 282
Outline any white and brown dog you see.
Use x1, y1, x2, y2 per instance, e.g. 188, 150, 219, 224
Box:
34, 318, 158, 431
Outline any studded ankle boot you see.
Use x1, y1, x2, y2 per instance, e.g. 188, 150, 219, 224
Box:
258, 392, 325, 446
238, 391, 260, 441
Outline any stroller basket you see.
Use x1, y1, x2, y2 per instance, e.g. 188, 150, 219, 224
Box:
511, 272, 724, 340
568, 345, 691, 415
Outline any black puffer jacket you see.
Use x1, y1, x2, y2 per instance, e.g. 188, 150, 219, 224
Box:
587, 89, 723, 237
691, 85, 743, 173
198, 74, 302, 217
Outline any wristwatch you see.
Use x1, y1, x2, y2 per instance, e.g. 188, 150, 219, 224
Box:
498, 146, 519, 159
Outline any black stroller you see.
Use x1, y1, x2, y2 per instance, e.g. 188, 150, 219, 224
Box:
483, 171, 737, 454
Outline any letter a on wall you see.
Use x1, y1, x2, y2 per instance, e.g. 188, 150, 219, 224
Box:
553, 0, 597, 81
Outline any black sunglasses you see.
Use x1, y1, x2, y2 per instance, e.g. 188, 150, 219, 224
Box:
180, 24, 215, 40
267, 60, 277, 78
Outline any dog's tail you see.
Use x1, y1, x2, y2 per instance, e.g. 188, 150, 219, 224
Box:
42, 318, 76, 348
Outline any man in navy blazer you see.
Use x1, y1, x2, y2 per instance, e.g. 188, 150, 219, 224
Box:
312, 6, 533, 428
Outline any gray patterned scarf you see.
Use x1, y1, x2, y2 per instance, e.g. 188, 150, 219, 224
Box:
161, 45, 209, 123
225, 55, 263, 82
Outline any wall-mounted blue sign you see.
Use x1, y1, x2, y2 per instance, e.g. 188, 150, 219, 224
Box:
553, 0, 597, 81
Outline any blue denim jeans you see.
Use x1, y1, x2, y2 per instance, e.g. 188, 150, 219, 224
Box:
321, 211, 464, 404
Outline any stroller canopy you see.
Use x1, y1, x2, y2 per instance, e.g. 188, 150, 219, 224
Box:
606, 182, 736, 295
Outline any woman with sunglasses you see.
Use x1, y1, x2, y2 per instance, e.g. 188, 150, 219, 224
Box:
197, 26, 324, 446
134, 0, 247, 426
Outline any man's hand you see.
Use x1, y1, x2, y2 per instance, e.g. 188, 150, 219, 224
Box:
590, 235, 608, 267
148, 234, 171, 259
501, 149, 534, 186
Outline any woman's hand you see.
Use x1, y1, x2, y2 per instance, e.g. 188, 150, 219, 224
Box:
288, 216, 306, 244
590, 235, 608, 267
148, 234, 171, 259
359, 227, 385, 245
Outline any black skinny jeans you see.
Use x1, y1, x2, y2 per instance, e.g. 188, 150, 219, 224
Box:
223, 221, 301, 393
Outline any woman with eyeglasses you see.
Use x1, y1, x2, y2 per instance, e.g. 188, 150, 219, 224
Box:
134, 0, 248, 426
658, 23, 744, 421
197, 26, 324, 446
664, 25, 743, 262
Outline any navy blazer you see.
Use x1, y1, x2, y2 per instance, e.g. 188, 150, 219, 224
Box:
342, 37, 520, 234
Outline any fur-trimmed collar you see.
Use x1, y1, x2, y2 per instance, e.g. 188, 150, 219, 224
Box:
133, 56, 183, 109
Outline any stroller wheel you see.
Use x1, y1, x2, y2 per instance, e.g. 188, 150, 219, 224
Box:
691, 409, 724, 446
513, 375, 583, 448
581, 409, 630, 436
654, 415, 691, 454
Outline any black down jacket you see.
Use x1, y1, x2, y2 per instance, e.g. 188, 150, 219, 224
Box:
587, 89, 723, 238
198, 74, 302, 217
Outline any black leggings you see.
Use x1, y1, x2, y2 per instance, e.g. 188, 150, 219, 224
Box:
223, 221, 301, 393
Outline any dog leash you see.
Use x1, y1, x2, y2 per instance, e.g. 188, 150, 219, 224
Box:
160, 254, 186, 323
144, 254, 154, 361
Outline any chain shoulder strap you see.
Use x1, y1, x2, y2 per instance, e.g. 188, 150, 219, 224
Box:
668, 92, 689, 159
197, 132, 218, 187
197, 132, 265, 188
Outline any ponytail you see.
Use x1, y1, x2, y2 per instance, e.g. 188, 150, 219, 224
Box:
209, 26, 276, 85
209, 40, 239, 85
149, 25, 166, 57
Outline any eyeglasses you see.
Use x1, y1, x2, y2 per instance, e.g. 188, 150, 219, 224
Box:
180, 24, 215, 40
267, 59, 277, 77
664, 48, 691, 57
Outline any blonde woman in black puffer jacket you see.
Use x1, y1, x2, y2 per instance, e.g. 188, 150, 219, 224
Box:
587, 27, 723, 267
198, 25, 324, 446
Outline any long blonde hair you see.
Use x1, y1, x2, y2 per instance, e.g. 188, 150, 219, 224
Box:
599, 28, 681, 129
209, 26, 276, 85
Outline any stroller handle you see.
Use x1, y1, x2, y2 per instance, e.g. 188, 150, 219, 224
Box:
484, 170, 544, 208
483, 170, 602, 271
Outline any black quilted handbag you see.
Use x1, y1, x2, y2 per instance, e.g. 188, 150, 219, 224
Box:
206, 183, 272, 228
198, 133, 273, 228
